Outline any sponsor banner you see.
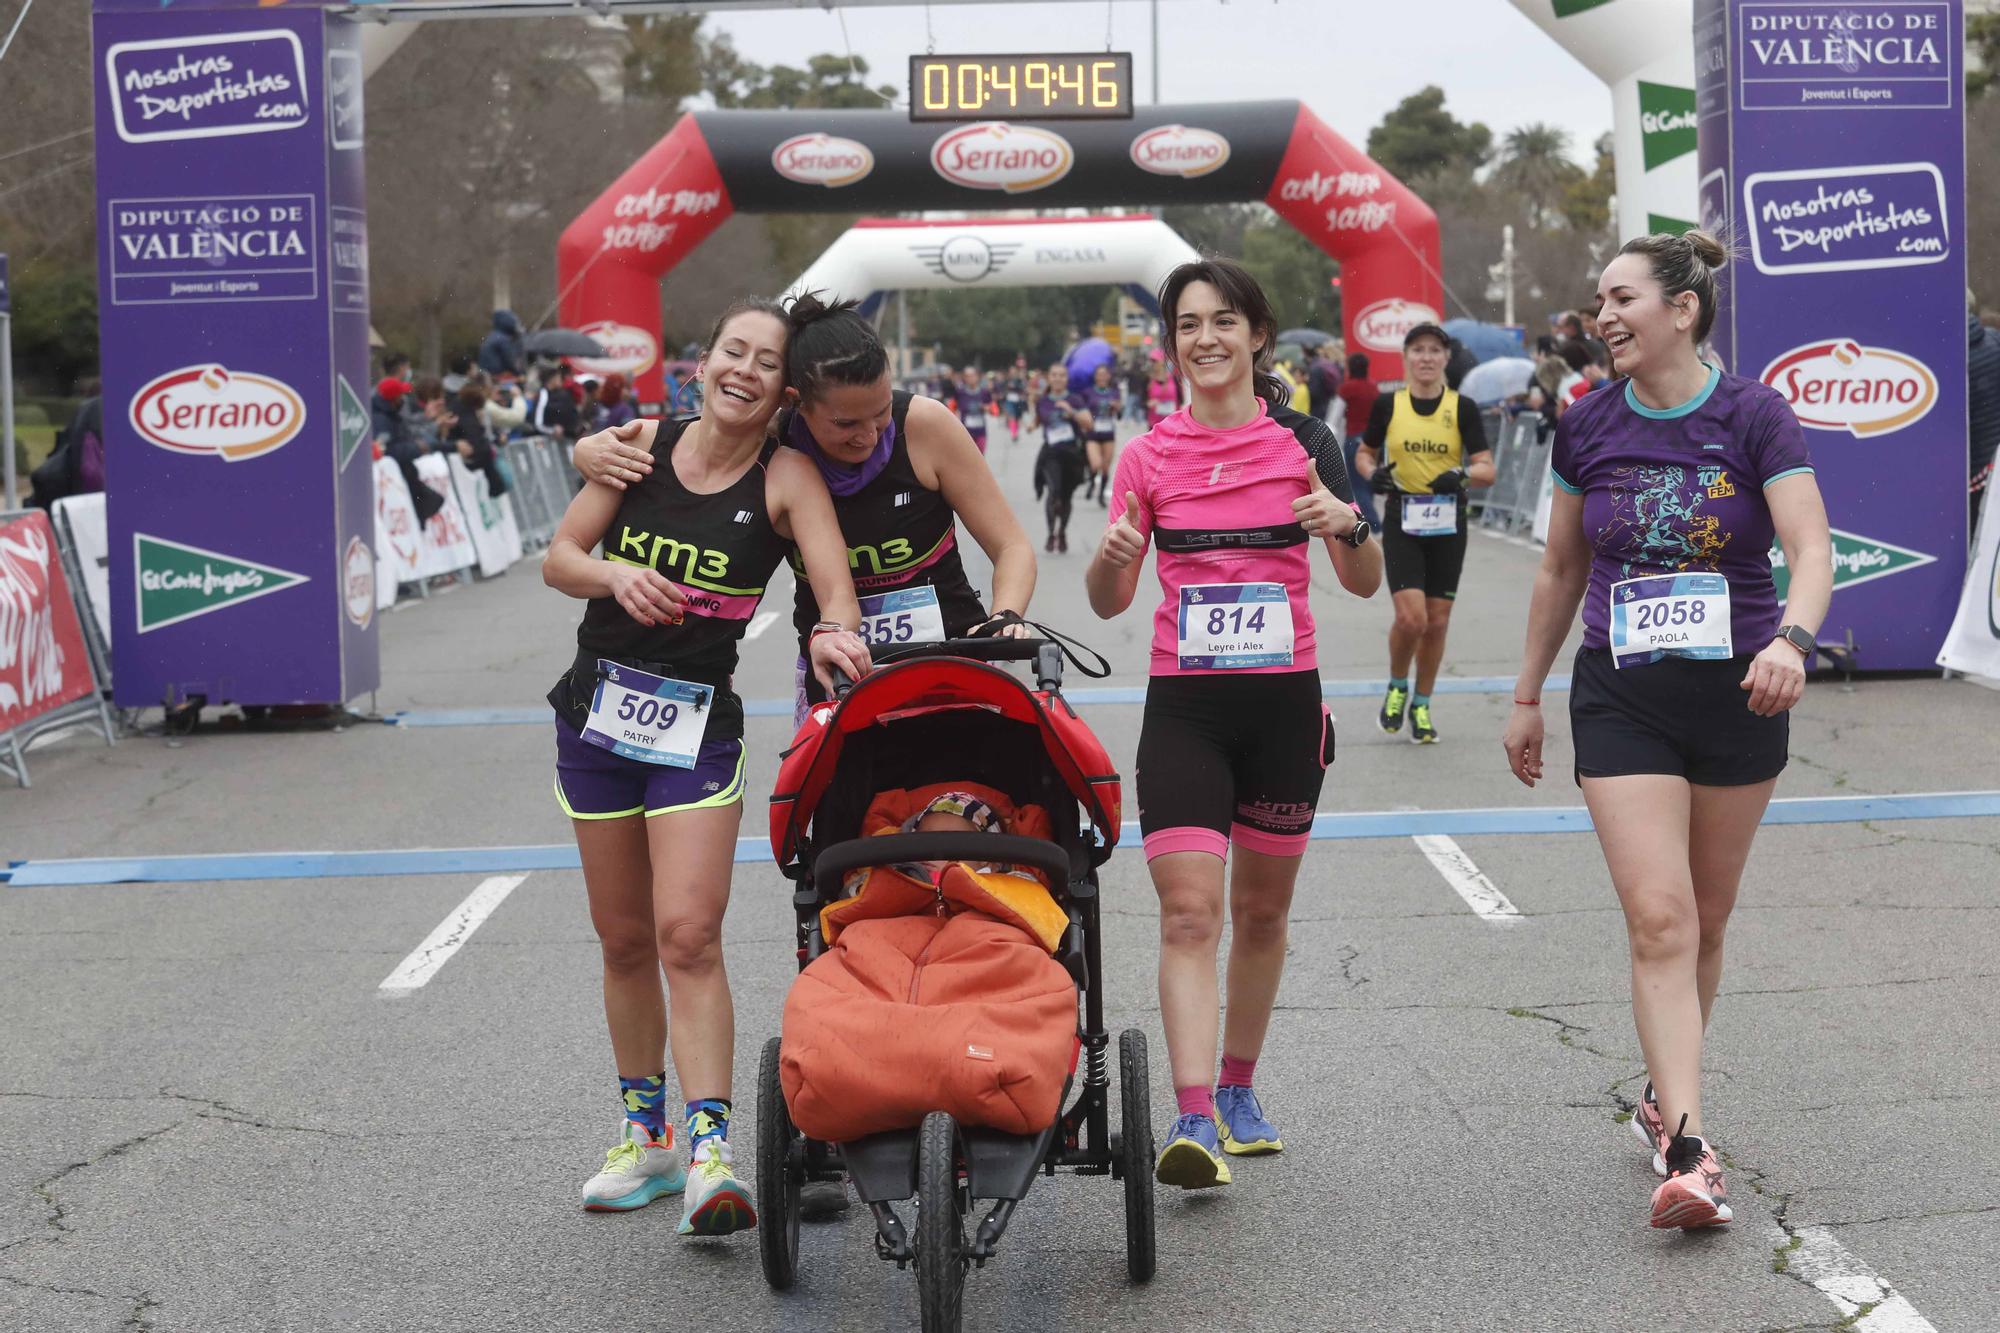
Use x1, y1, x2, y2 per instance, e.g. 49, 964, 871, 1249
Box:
106, 193, 316, 306
1738, 2, 1952, 111
571, 320, 658, 381
1760, 338, 1937, 437
327, 45, 363, 151
0, 512, 98, 736
133, 532, 309, 634
931, 122, 1074, 193
1129, 124, 1230, 179
913, 235, 1019, 284
1937, 496, 2000, 679
105, 28, 310, 144
343, 535, 374, 629
1771, 527, 1936, 602
1743, 163, 1948, 276
329, 205, 367, 312
372, 457, 425, 594
448, 456, 524, 580
52, 494, 113, 649
771, 133, 873, 188
335, 373, 368, 470
1352, 298, 1441, 355
601, 184, 723, 255
130, 363, 308, 462
1638, 81, 1697, 170
414, 454, 478, 579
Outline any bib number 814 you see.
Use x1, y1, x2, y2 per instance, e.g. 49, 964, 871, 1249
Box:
616, 696, 680, 729
1205, 606, 1268, 636
1632, 599, 1707, 631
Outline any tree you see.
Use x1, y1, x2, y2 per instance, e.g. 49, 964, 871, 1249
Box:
1560, 133, 1616, 236
1365, 86, 1492, 183
1241, 215, 1340, 334
1493, 124, 1585, 230
1970, 13, 2000, 98
908, 286, 1106, 369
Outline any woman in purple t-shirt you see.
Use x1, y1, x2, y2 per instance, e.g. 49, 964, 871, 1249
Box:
1502, 230, 1832, 1232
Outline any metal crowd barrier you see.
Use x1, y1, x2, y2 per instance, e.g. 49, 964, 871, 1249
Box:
1474, 410, 1552, 539
502, 435, 579, 550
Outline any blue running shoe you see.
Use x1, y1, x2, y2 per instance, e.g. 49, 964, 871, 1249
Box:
1214, 1086, 1283, 1156
1154, 1112, 1232, 1189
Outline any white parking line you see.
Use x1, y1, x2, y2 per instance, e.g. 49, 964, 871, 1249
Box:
745, 611, 779, 640
378, 875, 528, 996
1777, 1225, 1938, 1332
1411, 834, 1521, 923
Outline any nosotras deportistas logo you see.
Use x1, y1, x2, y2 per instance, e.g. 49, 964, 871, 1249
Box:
134, 533, 309, 633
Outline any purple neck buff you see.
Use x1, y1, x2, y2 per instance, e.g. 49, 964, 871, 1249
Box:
786, 408, 895, 497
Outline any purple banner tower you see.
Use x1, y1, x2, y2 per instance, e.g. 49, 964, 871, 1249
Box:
1696, 0, 1969, 670
93, 0, 377, 708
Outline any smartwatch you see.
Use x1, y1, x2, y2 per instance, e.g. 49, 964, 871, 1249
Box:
1342, 502, 1372, 549
1775, 624, 1815, 657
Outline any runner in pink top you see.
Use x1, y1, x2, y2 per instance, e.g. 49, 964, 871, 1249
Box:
1086, 257, 1381, 1195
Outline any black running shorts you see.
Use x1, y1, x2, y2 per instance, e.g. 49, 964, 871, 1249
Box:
1381, 521, 1468, 600
1569, 647, 1789, 787
1135, 671, 1334, 861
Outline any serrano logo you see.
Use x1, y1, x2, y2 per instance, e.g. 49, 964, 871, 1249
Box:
930, 123, 1073, 194
772, 133, 874, 188
1129, 124, 1231, 179
1759, 339, 1937, 437
1353, 298, 1441, 355
572, 321, 659, 380
130, 364, 306, 461
343, 536, 374, 630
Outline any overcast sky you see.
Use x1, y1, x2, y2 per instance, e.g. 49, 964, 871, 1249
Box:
696, 0, 1611, 166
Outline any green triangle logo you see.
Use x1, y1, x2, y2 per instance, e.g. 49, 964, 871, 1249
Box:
1553, 0, 1615, 16
135, 533, 311, 634
337, 374, 369, 472
1771, 527, 1936, 603
1638, 81, 1697, 170
1648, 213, 1698, 236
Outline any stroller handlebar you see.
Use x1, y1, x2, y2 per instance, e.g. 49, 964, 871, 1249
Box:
829, 638, 1064, 700
811, 832, 1072, 900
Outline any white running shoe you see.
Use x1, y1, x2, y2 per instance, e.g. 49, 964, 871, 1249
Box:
678, 1137, 757, 1236
581, 1120, 685, 1212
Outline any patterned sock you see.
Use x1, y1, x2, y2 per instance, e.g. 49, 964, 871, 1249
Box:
619, 1073, 667, 1141
1175, 1085, 1215, 1120
1218, 1054, 1257, 1090
685, 1098, 732, 1152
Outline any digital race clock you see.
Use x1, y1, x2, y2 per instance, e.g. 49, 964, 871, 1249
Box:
909, 53, 1135, 122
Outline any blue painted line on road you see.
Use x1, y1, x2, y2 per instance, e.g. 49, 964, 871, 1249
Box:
7, 789, 1993, 887
384, 675, 1575, 728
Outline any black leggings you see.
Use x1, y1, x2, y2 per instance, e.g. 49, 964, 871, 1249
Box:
1036, 444, 1087, 535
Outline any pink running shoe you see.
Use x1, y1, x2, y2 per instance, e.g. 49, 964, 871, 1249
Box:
1649, 1121, 1732, 1230
1631, 1081, 1667, 1178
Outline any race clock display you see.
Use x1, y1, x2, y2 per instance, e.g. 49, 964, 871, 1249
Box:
909, 53, 1135, 122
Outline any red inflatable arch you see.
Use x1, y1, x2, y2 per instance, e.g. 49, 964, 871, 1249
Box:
557, 102, 1441, 406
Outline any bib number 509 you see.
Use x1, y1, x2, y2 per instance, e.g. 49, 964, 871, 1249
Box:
616, 695, 680, 729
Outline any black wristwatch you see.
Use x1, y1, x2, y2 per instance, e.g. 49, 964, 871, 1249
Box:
1342, 503, 1372, 549
1775, 624, 1815, 657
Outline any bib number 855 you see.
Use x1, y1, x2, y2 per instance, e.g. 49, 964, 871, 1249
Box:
616, 696, 680, 729
1631, 599, 1707, 631
860, 612, 916, 645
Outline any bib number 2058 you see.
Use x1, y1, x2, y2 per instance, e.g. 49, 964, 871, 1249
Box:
1177, 583, 1294, 670
1609, 573, 1732, 667
581, 660, 713, 767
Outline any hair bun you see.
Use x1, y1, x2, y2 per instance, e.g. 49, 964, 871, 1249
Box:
1684, 228, 1728, 269
785, 289, 858, 330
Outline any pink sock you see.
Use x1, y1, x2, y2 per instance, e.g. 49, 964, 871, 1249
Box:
1218, 1054, 1256, 1089
1175, 1085, 1215, 1119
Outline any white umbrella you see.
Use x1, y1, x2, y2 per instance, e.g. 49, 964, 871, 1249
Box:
1458, 357, 1537, 406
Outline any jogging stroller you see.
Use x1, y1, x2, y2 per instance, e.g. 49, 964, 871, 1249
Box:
762, 637, 1155, 1330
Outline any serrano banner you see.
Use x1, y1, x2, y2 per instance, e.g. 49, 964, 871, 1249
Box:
0, 512, 99, 737
93, 1, 378, 708
1696, 0, 1968, 671
557, 102, 1442, 397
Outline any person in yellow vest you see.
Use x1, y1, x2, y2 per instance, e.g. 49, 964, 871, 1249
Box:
1354, 323, 1495, 743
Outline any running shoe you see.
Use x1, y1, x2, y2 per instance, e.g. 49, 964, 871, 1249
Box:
1378, 684, 1408, 734
679, 1138, 758, 1236
1214, 1086, 1283, 1156
1155, 1112, 1232, 1189
1649, 1121, 1732, 1230
1056, 531, 1069, 554
581, 1120, 685, 1212
1632, 1081, 1668, 1178
1409, 702, 1438, 744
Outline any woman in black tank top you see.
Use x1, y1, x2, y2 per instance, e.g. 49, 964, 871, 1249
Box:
542, 300, 869, 1232
576, 294, 1039, 720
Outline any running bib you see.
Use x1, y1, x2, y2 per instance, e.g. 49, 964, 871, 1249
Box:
962, 411, 986, 430
1401, 494, 1458, 537
581, 659, 712, 768
1045, 421, 1075, 446
1609, 574, 1732, 667
857, 585, 946, 647
1177, 583, 1294, 670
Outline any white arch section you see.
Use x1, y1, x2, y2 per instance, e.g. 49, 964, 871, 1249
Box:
1509, 0, 1697, 241
780, 215, 1201, 315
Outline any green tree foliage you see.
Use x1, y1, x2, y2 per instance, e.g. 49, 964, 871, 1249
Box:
1240, 219, 1340, 333
6, 259, 98, 395
1493, 123, 1586, 229
908, 287, 1107, 370
1969, 13, 2000, 98
622, 15, 706, 103
1365, 86, 1492, 182
1560, 133, 1616, 235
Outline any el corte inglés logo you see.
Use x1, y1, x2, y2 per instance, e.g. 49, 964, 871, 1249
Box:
1129, 125, 1231, 179
1638, 81, 1698, 170
1353, 298, 1441, 355
134, 532, 310, 634
771, 133, 874, 188
130, 363, 307, 461
1759, 339, 1937, 437
1770, 526, 1935, 602
930, 123, 1074, 194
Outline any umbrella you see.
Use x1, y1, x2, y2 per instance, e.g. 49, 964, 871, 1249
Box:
1279, 327, 1336, 349
1441, 319, 1526, 366
1274, 342, 1305, 368
1065, 337, 1116, 386
523, 328, 609, 358
1457, 356, 1538, 406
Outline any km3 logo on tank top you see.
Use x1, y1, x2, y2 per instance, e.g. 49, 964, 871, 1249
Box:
1384, 388, 1468, 493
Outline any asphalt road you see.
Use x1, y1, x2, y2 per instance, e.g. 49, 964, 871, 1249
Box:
4, 421, 1997, 1332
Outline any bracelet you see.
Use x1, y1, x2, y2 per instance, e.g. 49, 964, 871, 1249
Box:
1513, 698, 1540, 706
808, 621, 849, 639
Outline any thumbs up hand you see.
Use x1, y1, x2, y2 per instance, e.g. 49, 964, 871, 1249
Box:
1099, 492, 1148, 570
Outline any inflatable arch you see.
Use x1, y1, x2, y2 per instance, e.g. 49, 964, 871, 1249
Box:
556, 102, 1443, 406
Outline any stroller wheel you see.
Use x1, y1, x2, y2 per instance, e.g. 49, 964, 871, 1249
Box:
1118, 1028, 1158, 1284
916, 1112, 967, 1333
756, 1037, 802, 1290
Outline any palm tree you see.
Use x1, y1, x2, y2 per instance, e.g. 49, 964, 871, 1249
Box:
1494, 124, 1584, 230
